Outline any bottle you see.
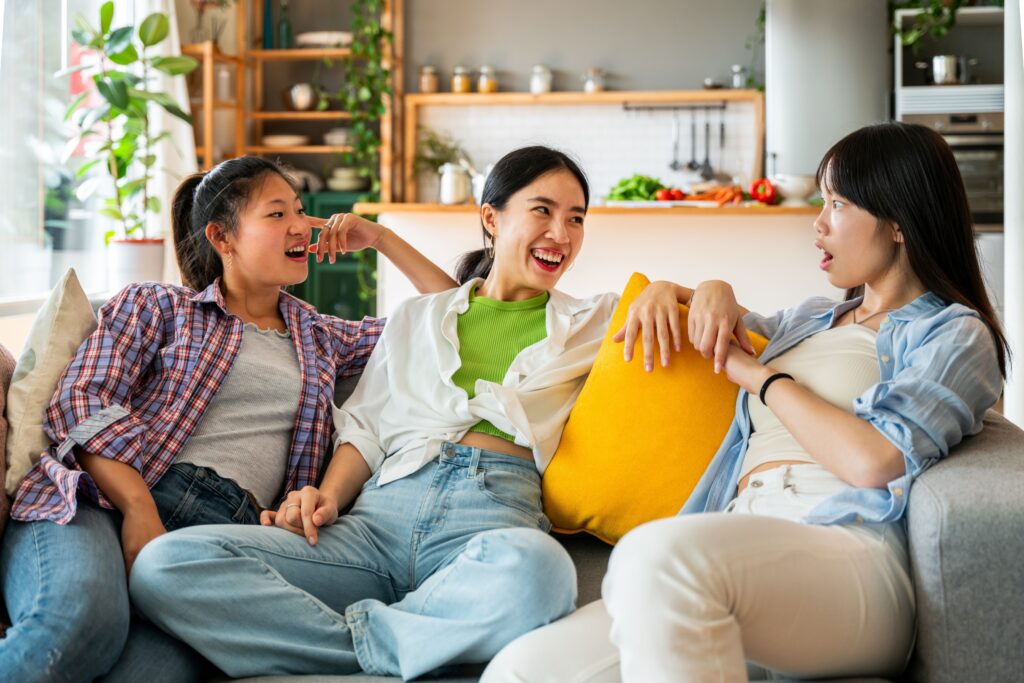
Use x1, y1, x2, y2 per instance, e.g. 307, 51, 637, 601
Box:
262, 0, 273, 49
418, 65, 439, 93
582, 68, 605, 93
530, 65, 552, 94
451, 66, 472, 94
277, 0, 293, 50
477, 66, 498, 93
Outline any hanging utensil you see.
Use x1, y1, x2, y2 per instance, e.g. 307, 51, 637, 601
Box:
699, 109, 714, 181
669, 112, 683, 171
686, 109, 700, 171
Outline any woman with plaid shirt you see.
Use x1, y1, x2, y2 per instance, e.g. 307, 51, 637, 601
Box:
0, 156, 456, 683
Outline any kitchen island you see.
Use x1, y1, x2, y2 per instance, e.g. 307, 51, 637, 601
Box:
355, 203, 838, 316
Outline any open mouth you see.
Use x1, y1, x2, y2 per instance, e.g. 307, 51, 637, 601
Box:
531, 248, 565, 273
285, 244, 308, 262
818, 246, 834, 270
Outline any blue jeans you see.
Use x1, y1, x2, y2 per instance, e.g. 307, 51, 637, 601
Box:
0, 463, 261, 683
131, 444, 577, 681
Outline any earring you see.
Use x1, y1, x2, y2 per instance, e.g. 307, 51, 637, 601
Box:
225, 252, 234, 269
484, 233, 495, 259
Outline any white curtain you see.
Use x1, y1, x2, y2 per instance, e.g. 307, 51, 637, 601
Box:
127, 0, 197, 285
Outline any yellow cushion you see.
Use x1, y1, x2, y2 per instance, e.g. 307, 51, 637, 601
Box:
542, 272, 768, 544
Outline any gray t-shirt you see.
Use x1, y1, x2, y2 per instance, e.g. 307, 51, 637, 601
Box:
175, 323, 301, 508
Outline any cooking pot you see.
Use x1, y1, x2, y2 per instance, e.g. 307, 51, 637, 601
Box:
915, 55, 978, 86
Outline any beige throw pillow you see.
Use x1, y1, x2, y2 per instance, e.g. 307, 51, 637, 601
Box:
1, 343, 17, 535
4, 269, 98, 496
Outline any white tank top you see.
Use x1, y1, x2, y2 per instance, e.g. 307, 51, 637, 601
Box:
740, 323, 881, 480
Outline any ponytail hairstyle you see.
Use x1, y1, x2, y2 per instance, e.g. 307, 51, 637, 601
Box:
455, 146, 589, 284
171, 156, 298, 291
817, 122, 1009, 376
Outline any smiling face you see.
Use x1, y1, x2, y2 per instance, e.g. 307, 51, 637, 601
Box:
814, 178, 905, 291
211, 172, 311, 289
480, 169, 586, 300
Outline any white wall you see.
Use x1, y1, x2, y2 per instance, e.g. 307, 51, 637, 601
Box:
765, 0, 890, 175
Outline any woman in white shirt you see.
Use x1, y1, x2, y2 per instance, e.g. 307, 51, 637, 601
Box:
128, 146, 692, 680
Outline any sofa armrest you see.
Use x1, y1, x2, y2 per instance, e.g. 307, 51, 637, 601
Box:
905, 411, 1024, 683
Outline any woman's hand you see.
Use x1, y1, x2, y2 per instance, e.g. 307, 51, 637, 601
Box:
261, 485, 339, 546
722, 343, 774, 395
611, 281, 684, 372
307, 213, 388, 264
121, 509, 167, 575
688, 280, 755, 373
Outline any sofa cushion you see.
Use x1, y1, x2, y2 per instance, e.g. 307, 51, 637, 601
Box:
542, 272, 767, 544
905, 411, 1024, 683
4, 268, 97, 496
0, 342, 16, 538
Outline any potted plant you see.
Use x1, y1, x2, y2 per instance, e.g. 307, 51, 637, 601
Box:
64, 1, 197, 290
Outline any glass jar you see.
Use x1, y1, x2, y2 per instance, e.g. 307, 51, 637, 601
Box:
451, 66, 472, 94
478, 65, 498, 93
418, 65, 439, 93
731, 64, 747, 89
582, 67, 605, 93
438, 163, 471, 205
530, 65, 552, 94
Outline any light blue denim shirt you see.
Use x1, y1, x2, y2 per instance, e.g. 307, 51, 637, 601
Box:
681, 292, 1003, 525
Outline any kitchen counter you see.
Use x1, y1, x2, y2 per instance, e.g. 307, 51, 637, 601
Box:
355, 202, 821, 216
359, 202, 841, 317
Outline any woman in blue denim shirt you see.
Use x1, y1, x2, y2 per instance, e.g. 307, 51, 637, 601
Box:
483, 123, 1008, 682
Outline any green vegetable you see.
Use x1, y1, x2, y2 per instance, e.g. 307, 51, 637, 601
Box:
607, 174, 665, 201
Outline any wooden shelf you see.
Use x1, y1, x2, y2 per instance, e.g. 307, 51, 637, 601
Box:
191, 98, 238, 110
251, 111, 352, 121
246, 145, 353, 154
181, 42, 242, 64
249, 48, 352, 61
405, 90, 765, 107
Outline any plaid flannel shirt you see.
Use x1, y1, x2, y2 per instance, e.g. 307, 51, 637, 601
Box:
11, 279, 384, 524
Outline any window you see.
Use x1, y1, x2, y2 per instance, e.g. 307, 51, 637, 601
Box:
0, 0, 138, 309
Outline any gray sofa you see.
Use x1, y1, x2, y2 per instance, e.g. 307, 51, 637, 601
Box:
222, 411, 1024, 683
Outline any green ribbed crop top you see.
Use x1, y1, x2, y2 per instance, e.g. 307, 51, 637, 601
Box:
451, 287, 549, 441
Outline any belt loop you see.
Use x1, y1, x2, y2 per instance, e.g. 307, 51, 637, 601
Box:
467, 446, 482, 476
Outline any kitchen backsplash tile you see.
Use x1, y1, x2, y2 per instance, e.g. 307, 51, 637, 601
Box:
416, 101, 759, 202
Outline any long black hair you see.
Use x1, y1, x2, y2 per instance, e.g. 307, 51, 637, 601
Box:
171, 156, 298, 291
817, 122, 1008, 376
455, 146, 589, 283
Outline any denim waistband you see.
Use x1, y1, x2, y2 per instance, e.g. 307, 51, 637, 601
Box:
438, 442, 538, 475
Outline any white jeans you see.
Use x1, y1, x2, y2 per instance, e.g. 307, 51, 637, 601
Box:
482, 464, 915, 683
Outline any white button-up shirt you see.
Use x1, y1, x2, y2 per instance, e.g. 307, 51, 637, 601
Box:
332, 279, 619, 485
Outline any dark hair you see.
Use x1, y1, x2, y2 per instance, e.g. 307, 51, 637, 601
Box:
171, 156, 298, 291
817, 122, 1008, 376
455, 146, 589, 283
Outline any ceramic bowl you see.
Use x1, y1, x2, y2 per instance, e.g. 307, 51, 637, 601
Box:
771, 174, 817, 206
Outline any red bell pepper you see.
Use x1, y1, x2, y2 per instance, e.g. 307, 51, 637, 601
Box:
749, 178, 777, 204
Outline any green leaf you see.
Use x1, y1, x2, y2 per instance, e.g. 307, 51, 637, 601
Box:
104, 229, 117, 245
71, 29, 92, 48
64, 91, 89, 121
149, 56, 199, 76
142, 154, 157, 168
109, 44, 139, 66
79, 102, 111, 131
146, 196, 161, 213
138, 13, 169, 47
100, 207, 124, 221
121, 178, 146, 196
96, 77, 129, 109
54, 62, 92, 79
75, 158, 102, 179
99, 1, 114, 34
106, 26, 133, 54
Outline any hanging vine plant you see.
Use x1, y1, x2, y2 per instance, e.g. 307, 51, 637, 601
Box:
340, 0, 392, 194
340, 0, 391, 306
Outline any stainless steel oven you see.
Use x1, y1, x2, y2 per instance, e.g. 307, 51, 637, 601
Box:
903, 113, 1003, 228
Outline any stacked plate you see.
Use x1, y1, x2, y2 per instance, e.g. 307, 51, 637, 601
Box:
261, 134, 309, 148
327, 167, 369, 192
295, 31, 353, 48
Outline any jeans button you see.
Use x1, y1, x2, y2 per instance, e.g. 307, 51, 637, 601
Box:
751, 480, 763, 488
